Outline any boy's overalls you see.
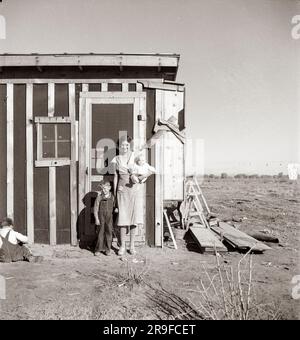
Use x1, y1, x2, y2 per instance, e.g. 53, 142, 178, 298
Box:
0, 231, 31, 263
94, 194, 114, 253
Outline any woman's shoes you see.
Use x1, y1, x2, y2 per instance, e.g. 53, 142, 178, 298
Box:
129, 248, 137, 255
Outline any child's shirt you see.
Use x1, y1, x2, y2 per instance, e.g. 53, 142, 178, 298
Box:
0, 227, 28, 248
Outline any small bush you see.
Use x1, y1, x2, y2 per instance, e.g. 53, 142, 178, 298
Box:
234, 174, 247, 179
221, 173, 228, 179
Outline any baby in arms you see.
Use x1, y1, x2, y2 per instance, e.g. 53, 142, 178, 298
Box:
130, 154, 156, 184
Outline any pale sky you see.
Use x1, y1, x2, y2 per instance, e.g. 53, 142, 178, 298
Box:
0, 0, 299, 174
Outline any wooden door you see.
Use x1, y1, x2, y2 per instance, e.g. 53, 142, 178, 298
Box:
79, 92, 147, 244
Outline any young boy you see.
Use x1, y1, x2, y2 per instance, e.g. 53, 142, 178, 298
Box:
130, 154, 156, 184
0, 217, 43, 263
93, 180, 115, 256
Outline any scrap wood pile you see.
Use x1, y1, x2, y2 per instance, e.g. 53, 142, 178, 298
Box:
177, 176, 272, 253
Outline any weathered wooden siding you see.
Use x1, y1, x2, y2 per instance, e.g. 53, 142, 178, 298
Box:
145, 89, 156, 246
55, 83, 71, 244
56, 166, 71, 244
0, 85, 7, 220
33, 84, 49, 243
13, 85, 27, 234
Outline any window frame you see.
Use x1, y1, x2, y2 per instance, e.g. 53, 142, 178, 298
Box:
34, 116, 72, 167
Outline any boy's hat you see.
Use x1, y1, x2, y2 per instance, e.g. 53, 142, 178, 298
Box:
98, 180, 111, 188
1, 217, 13, 226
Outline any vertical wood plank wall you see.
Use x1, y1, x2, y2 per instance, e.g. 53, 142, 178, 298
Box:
6, 84, 14, 220
33, 84, 49, 244
26, 84, 34, 243
48, 83, 57, 245
155, 89, 164, 247
0, 80, 178, 246
13, 85, 26, 235
0, 85, 7, 220
54, 83, 71, 244
69, 84, 77, 246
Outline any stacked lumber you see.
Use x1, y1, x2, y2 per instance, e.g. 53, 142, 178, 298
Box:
189, 225, 227, 253
210, 222, 271, 253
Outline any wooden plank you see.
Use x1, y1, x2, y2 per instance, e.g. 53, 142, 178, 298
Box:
162, 90, 184, 201
78, 84, 88, 213
145, 89, 156, 246
33, 84, 49, 244
26, 83, 34, 243
48, 83, 55, 117
0, 78, 163, 84
49, 166, 57, 245
211, 222, 271, 252
122, 83, 128, 92
163, 210, 177, 249
6, 84, 14, 219
138, 80, 184, 92
55, 84, 69, 116
80, 92, 146, 99
69, 83, 77, 246
101, 83, 108, 92
56, 166, 71, 244
0, 54, 179, 67
0, 84, 7, 220
48, 82, 56, 245
154, 89, 164, 247
189, 226, 227, 252
35, 159, 71, 167
136, 83, 143, 92
34, 116, 71, 123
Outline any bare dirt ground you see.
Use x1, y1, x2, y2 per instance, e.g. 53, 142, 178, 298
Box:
0, 177, 299, 320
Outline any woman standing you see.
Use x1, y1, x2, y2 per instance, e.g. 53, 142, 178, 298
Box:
111, 136, 143, 255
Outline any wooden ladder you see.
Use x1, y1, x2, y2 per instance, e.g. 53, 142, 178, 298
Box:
183, 176, 211, 229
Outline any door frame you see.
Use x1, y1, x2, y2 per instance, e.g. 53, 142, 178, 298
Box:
78, 91, 147, 239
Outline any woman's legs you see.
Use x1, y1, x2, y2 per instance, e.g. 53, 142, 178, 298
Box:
118, 225, 137, 255
129, 225, 136, 253
118, 226, 127, 255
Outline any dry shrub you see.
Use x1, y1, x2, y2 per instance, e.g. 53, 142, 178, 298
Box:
186, 250, 281, 320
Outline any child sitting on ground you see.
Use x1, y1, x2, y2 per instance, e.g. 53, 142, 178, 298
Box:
130, 154, 156, 184
0, 218, 43, 263
93, 180, 115, 256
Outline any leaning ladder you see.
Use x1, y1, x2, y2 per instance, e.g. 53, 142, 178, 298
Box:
183, 176, 211, 230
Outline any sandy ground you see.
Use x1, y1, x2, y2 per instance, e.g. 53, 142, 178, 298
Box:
0, 177, 299, 320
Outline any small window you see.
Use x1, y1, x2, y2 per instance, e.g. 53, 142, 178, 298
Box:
35, 117, 72, 167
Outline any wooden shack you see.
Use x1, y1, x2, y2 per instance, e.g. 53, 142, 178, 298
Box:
0, 53, 185, 247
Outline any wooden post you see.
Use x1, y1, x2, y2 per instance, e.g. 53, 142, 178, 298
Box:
6, 84, 14, 219
48, 83, 56, 245
78, 84, 88, 213
122, 83, 128, 92
26, 84, 34, 244
69, 84, 77, 246
101, 83, 108, 92
154, 89, 164, 247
